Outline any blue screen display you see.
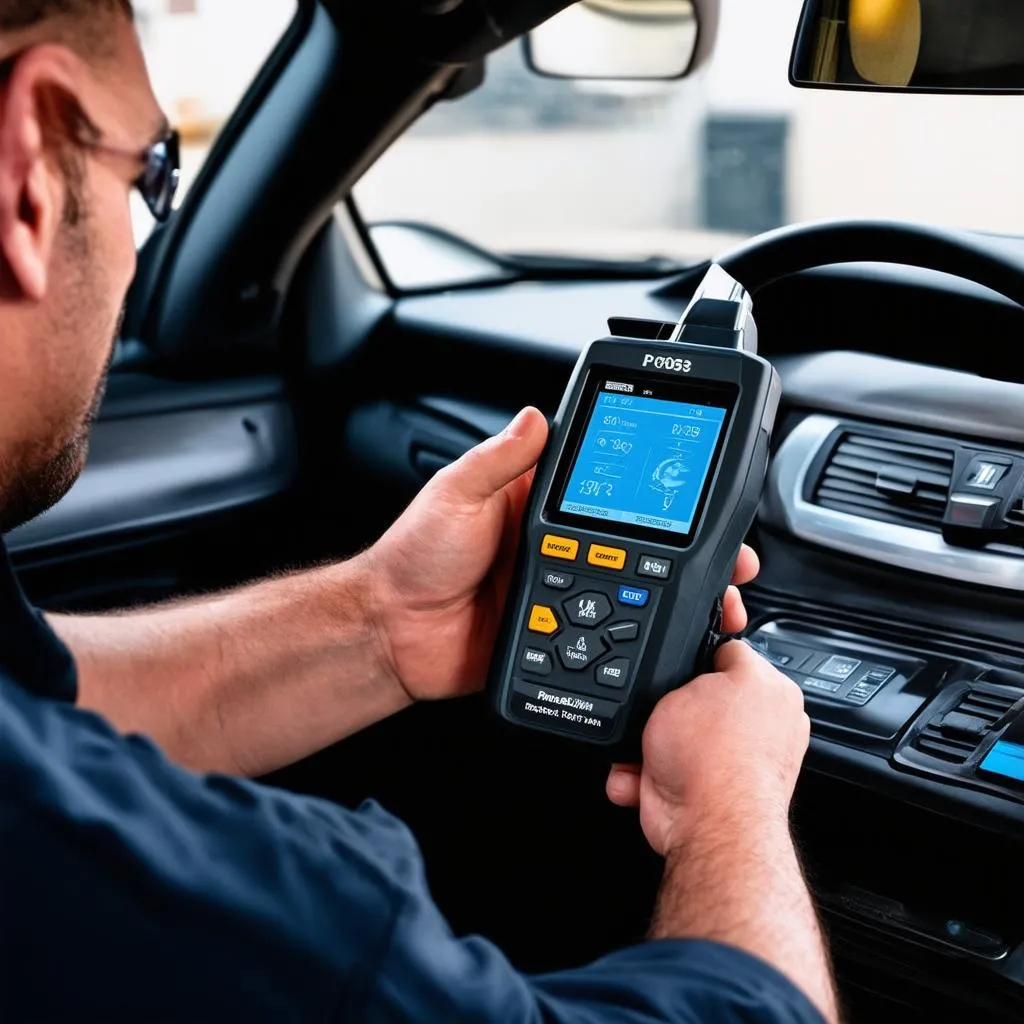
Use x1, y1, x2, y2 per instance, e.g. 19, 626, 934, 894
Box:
560, 386, 729, 536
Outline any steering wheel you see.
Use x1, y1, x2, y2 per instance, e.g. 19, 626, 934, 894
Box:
704, 219, 1024, 306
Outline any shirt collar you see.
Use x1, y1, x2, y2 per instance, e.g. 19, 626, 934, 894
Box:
0, 538, 77, 702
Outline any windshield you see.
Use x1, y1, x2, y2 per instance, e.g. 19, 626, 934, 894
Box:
354, 0, 1024, 270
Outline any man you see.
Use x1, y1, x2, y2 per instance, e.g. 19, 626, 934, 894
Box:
0, 2, 839, 1021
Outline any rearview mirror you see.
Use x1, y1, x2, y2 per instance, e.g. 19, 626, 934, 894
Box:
525, 0, 704, 80
791, 0, 1024, 92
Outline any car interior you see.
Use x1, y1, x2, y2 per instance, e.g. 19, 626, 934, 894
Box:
14, 0, 1024, 1020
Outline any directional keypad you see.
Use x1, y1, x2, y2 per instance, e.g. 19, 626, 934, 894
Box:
562, 591, 613, 628
557, 630, 608, 671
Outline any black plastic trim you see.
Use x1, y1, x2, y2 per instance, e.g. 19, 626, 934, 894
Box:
100, 373, 287, 420
805, 739, 1024, 841
774, 351, 1024, 446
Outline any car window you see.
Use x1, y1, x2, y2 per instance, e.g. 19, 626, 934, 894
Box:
132, 0, 296, 247
354, 0, 1024, 285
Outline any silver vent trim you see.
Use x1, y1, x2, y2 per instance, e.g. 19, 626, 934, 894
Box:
768, 415, 1024, 591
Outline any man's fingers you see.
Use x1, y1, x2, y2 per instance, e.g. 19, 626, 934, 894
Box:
713, 637, 763, 674
721, 585, 748, 634
731, 544, 760, 586
721, 544, 757, 633
444, 407, 548, 503
606, 764, 641, 807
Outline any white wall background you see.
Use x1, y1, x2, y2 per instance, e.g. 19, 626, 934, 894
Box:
132, 0, 1024, 253
135, 0, 294, 124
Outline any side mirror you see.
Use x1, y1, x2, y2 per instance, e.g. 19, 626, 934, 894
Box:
791, 0, 1024, 92
525, 0, 717, 81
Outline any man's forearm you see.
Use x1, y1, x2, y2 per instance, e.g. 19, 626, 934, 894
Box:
651, 809, 839, 1023
49, 554, 411, 776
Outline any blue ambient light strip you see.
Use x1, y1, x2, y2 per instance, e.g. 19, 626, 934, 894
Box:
980, 740, 1024, 783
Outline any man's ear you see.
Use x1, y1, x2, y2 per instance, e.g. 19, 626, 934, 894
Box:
0, 47, 77, 302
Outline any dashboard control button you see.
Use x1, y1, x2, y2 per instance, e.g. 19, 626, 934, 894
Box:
803, 677, 842, 694
520, 648, 552, 676
848, 681, 879, 695
864, 666, 895, 684
563, 591, 613, 628
752, 639, 813, 670
528, 605, 559, 636
542, 570, 575, 591
541, 534, 580, 561
596, 658, 631, 688
814, 654, 862, 682
964, 457, 1010, 491
846, 695, 874, 706
587, 544, 627, 571
557, 631, 607, 671
607, 621, 640, 643
845, 681, 883, 704
617, 585, 650, 608
637, 555, 672, 580
947, 493, 1001, 529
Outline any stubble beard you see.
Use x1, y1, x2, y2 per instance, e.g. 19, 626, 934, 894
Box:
0, 329, 117, 534
0, 205, 122, 535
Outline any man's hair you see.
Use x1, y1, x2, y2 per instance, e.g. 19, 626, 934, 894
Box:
0, 0, 133, 32
0, 0, 134, 224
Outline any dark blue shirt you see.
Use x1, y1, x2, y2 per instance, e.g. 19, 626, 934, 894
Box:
0, 540, 824, 1023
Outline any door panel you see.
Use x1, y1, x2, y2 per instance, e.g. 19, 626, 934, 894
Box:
11, 376, 303, 614
9, 402, 296, 557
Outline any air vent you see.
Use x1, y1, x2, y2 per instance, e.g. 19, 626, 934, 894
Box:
813, 431, 954, 531
912, 684, 1020, 764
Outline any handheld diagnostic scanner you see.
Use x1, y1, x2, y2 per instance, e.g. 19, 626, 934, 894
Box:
486, 265, 781, 758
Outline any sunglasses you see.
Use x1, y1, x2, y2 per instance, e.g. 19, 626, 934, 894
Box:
86, 128, 181, 222
0, 52, 180, 222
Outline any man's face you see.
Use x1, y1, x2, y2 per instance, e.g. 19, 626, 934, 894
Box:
0, 16, 165, 532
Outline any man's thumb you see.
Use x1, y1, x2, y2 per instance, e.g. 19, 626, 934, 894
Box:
445, 407, 548, 502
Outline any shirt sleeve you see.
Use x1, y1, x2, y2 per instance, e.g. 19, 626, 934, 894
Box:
363, 834, 827, 1024
2, 677, 824, 1024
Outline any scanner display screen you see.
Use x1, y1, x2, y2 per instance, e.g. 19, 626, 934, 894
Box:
552, 372, 736, 544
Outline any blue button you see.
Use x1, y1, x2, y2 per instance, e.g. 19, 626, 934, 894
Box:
617, 585, 650, 607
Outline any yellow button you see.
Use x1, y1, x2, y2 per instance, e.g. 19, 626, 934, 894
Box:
541, 534, 579, 561
528, 604, 559, 635
587, 544, 627, 571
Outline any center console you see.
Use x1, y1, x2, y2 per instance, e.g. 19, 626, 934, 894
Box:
749, 621, 930, 738
743, 597, 1024, 1016
722, 350, 1024, 1016
747, 613, 1024, 808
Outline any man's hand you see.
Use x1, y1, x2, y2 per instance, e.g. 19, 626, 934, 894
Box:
629, 644, 836, 1021
366, 410, 763, 707
621, 641, 810, 855
605, 544, 761, 810
366, 407, 549, 703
